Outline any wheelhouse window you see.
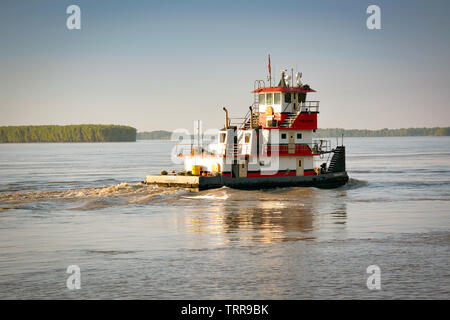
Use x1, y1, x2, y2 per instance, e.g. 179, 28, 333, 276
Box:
274, 93, 281, 104
281, 133, 287, 140
297, 133, 302, 139
244, 133, 251, 143
285, 93, 292, 103
266, 93, 273, 105
259, 94, 265, 105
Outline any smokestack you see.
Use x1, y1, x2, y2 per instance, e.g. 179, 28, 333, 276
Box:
223, 107, 229, 129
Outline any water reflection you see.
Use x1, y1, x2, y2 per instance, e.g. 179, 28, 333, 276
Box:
179, 187, 348, 244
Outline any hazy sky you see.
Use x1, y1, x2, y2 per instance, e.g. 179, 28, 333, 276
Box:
1, 0, 449, 131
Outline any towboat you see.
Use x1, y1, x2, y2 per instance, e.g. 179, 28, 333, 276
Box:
145, 59, 349, 191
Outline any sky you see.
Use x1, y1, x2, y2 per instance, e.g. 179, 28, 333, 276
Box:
0, 0, 449, 131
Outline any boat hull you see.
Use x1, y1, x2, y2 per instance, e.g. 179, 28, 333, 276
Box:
145, 171, 349, 191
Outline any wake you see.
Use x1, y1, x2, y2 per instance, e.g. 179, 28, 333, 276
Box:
0, 182, 183, 206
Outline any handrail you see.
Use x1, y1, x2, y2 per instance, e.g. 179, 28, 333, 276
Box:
241, 110, 251, 125
263, 144, 311, 155
312, 139, 331, 153
174, 139, 332, 157
254, 80, 266, 91
299, 101, 319, 113
264, 140, 331, 155
274, 100, 320, 113
231, 103, 259, 129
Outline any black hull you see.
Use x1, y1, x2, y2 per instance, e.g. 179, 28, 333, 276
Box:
221, 172, 349, 190
145, 172, 349, 191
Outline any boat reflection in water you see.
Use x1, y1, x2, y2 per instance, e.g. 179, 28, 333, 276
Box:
176, 187, 348, 244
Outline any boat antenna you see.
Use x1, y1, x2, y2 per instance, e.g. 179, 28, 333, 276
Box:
268, 54, 272, 87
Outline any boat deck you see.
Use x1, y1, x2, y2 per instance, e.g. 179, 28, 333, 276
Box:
144, 172, 349, 191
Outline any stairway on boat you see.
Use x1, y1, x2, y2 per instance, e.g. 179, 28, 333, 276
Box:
280, 112, 299, 128
327, 146, 346, 173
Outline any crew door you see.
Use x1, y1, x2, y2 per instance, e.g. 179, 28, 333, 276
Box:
238, 159, 248, 177
296, 158, 304, 176
288, 133, 295, 154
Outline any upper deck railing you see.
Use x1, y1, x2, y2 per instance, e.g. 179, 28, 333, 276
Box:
299, 101, 319, 113
174, 139, 332, 158
263, 140, 331, 156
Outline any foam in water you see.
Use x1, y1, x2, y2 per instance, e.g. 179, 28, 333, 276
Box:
182, 194, 229, 200
0, 182, 183, 209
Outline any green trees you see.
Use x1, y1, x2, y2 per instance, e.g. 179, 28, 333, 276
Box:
314, 127, 450, 138
433, 127, 450, 136
135, 128, 450, 140
0, 125, 137, 143
136, 130, 172, 140
0, 126, 448, 143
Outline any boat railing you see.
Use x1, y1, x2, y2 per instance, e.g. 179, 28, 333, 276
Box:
253, 80, 265, 113
312, 139, 332, 153
263, 144, 311, 155
175, 143, 247, 158
174, 144, 216, 156
281, 100, 320, 114
254, 80, 266, 91
299, 101, 320, 113
174, 139, 332, 157
236, 103, 259, 129
229, 117, 247, 128
240, 110, 251, 129
264, 140, 331, 155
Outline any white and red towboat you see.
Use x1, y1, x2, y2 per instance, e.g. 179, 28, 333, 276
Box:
145, 60, 349, 190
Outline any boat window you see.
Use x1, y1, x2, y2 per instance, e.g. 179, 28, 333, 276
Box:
259, 94, 265, 105
244, 133, 251, 143
297, 133, 302, 139
274, 93, 281, 104
281, 133, 287, 140
266, 93, 273, 105
220, 133, 226, 143
298, 159, 302, 167
285, 93, 291, 103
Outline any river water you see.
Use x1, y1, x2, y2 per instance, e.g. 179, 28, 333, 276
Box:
0, 137, 449, 299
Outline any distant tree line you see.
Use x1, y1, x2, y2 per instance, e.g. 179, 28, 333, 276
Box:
135, 127, 450, 140
0, 125, 137, 143
314, 127, 450, 138
137, 130, 172, 140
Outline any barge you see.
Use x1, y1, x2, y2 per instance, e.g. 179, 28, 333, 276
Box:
145, 58, 349, 191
